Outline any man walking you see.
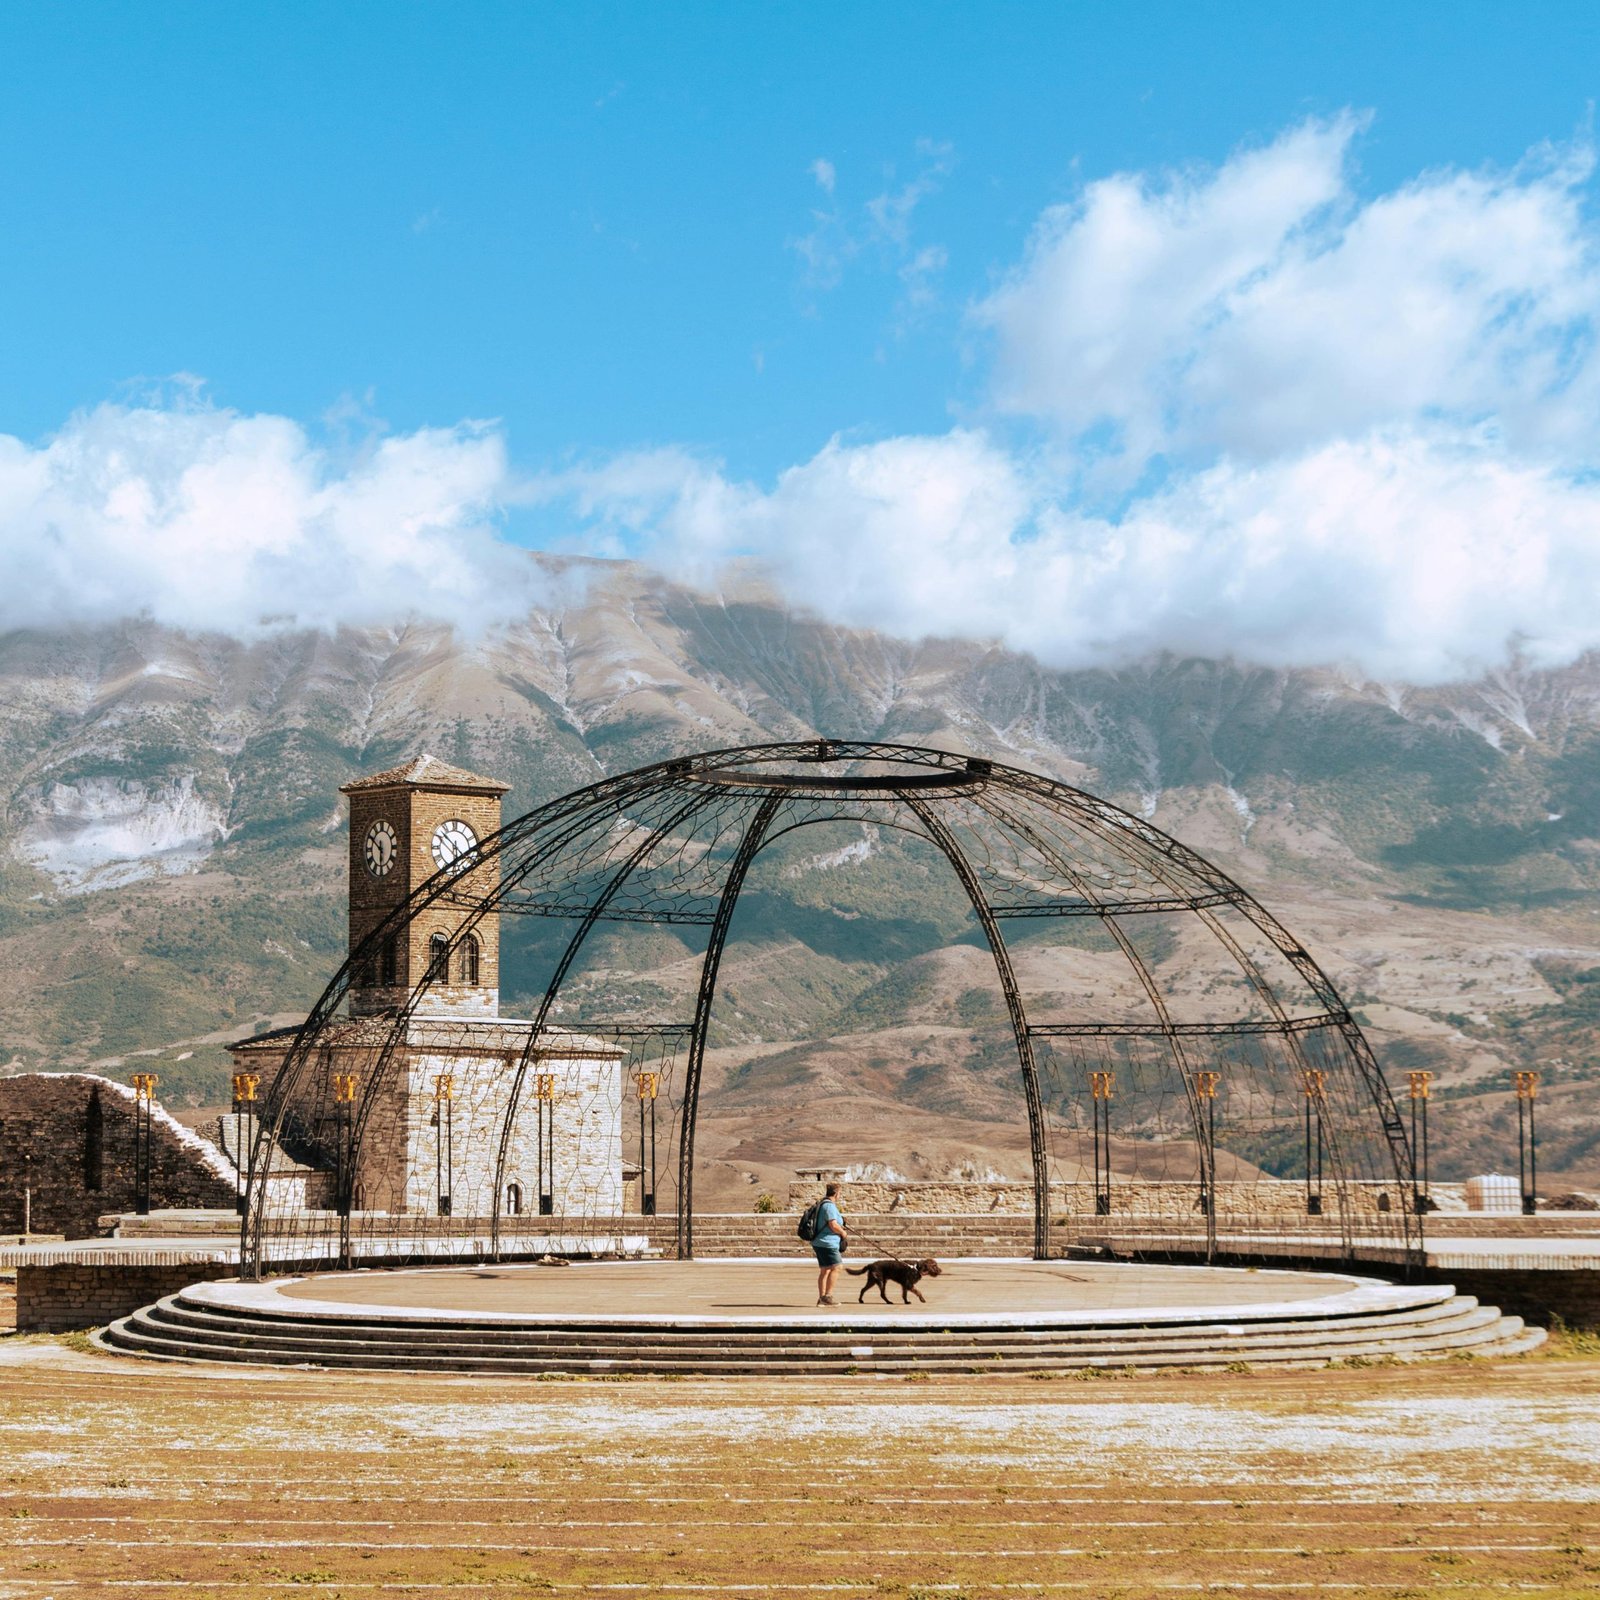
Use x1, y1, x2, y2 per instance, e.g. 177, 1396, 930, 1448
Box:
813, 1181, 847, 1305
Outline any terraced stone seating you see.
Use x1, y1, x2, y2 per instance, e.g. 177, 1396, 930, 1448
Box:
99, 1271, 1542, 1376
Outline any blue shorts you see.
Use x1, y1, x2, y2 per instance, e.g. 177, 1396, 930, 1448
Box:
813, 1241, 843, 1268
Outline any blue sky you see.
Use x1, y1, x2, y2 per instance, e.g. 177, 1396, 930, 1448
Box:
3, 2, 1592, 467
3, 4, 1600, 680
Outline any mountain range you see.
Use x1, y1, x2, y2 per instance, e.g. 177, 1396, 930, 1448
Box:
2, 555, 1597, 1202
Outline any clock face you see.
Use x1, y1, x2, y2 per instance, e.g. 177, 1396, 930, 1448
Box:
363, 819, 398, 878
430, 818, 478, 874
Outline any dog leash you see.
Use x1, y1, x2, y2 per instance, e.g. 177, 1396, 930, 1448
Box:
841, 1224, 909, 1264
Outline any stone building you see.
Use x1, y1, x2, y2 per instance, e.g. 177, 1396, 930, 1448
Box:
230, 755, 625, 1222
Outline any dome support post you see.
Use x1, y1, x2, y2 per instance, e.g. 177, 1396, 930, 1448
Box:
902, 796, 1052, 1260
676, 792, 784, 1260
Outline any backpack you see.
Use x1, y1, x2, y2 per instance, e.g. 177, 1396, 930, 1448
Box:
797, 1198, 826, 1242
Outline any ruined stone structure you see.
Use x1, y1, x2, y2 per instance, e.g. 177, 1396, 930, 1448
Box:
0, 1073, 238, 1238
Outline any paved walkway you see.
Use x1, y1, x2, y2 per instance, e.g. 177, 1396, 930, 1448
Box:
274, 1257, 1356, 1320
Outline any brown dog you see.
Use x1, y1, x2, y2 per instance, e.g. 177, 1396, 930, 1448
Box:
845, 1257, 942, 1304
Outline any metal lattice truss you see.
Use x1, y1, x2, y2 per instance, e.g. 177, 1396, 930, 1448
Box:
243, 740, 1420, 1275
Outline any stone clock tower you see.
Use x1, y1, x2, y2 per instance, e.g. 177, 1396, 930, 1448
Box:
231, 753, 625, 1229
340, 755, 511, 1019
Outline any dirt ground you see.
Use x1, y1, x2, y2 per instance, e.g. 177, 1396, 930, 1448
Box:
0, 1336, 1597, 1599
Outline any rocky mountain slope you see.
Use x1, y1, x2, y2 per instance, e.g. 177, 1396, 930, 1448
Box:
2, 555, 1597, 1193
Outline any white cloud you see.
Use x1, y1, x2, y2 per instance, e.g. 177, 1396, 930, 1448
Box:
976, 116, 1600, 475
789, 139, 954, 300
10, 116, 1600, 687
866, 138, 955, 249
897, 243, 950, 322
532, 422, 1600, 684
0, 400, 541, 635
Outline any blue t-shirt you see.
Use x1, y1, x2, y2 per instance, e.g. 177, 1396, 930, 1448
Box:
814, 1200, 843, 1249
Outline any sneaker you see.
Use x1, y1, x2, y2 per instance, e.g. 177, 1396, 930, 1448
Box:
817, 1295, 836, 1306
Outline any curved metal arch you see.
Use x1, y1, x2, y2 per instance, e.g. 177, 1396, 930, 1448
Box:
956, 757, 1420, 1260
1002, 774, 1418, 1257
675, 792, 784, 1258
243, 767, 728, 1271
743, 808, 945, 858
964, 790, 1215, 1257
486, 784, 725, 1256
243, 736, 1417, 1277
688, 791, 1060, 1257
968, 787, 1383, 1257
896, 793, 1052, 1257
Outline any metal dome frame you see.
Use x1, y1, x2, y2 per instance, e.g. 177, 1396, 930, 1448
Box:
242, 739, 1421, 1276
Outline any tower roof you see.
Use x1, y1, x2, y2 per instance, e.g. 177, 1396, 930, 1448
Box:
339, 753, 510, 796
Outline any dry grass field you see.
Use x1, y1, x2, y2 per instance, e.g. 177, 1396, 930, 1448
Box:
1, 1333, 1597, 1600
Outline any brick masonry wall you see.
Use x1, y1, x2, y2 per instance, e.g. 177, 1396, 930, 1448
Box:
16, 1261, 237, 1333
0, 1075, 239, 1238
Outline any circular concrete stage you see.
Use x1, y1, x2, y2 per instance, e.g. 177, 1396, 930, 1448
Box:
99, 1259, 1543, 1373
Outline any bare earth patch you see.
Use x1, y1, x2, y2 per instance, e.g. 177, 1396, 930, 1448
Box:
0, 1338, 1596, 1598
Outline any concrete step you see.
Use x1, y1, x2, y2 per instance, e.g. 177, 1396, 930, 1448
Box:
131, 1291, 1490, 1359
140, 1274, 1456, 1329
96, 1284, 1543, 1374
98, 1311, 1538, 1375
137, 1283, 1475, 1348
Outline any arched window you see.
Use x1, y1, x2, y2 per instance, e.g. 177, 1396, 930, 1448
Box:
380, 936, 399, 987
427, 932, 450, 982
506, 1181, 524, 1216
459, 933, 480, 987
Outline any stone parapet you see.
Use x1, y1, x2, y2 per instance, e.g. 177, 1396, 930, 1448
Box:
16, 1260, 238, 1333
786, 1177, 1417, 1218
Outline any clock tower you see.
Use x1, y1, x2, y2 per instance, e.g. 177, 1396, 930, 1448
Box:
340, 755, 511, 1019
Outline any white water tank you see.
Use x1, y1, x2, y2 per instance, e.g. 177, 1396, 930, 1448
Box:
1465, 1174, 1521, 1212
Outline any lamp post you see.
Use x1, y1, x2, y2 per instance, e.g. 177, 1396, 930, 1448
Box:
131, 1072, 158, 1215
1088, 1069, 1114, 1216
331, 1071, 358, 1270
1513, 1070, 1539, 1215
1193, 1070, 1221, 1219
231, 1072, 261, 1218
535, 1071, 556, 1216
1406, 1070, 1433, 1216
635, 1070, 659, 1216
434, 1072, 454, 1217
1192, 1069, 1222, 1265
1301, 1068, 1326, 1217
332, 1073, 358, 1217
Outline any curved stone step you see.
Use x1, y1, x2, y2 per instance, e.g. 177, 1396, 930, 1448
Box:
139, 1281, 1470, 1344
133, 1283, 1482, 1355
97, 1290, 1540, 1375
134, 1294, 1499, 1362
97, 1316, 1535, 1375
115, 1308, 1498, 1370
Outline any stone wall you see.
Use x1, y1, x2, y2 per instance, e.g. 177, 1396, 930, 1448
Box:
0, 1074, 239, 1238
236, 1021, 625, 1222
1438, 1267, 1600, 1332
16, 1260, 237, 1333
787, 1177, 1414, 1219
